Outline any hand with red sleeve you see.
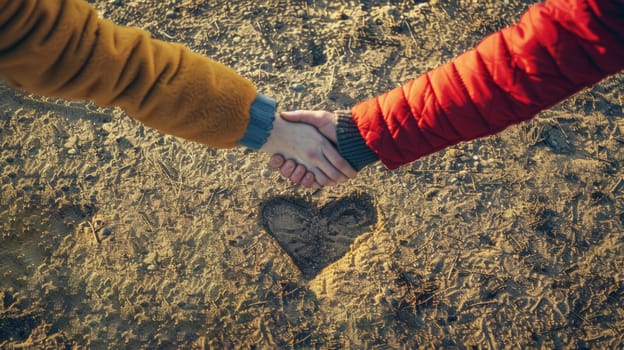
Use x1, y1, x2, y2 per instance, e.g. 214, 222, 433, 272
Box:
271, 0, 624, 187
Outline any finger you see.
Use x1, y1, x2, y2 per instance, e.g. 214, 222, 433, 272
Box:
310, 168, 332, 187
280, 110, 306, 122
281, 110, 332, 129
300, 172, 316, 188
314, 149, 348, 184
322, 145, 357, 180
289, 165, 307, 184
269, 154, 285, 169
279, 159, 297, 179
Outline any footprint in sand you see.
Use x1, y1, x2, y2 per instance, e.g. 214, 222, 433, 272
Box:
261, 193, 377, 280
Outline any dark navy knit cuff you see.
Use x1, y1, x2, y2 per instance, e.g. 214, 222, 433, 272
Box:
336, 111, 379, 171
238, 93, 277, 150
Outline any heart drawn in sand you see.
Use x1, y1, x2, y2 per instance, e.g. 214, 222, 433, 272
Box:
261, 193, 377, 280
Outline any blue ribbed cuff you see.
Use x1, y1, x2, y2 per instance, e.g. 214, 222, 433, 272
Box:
238, 93, 277, 150
336, 111, 379, 171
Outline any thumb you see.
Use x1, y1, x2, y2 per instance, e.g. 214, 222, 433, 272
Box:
281, 110, 331, 127
281, 110, 337, 142
268, 154, 285, 169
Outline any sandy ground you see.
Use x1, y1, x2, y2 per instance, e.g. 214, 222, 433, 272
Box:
1, 0, 623, 348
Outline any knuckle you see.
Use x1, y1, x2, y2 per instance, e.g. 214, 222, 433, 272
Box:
305, 151, 319, 160
337, 159, 350, 169
327, 169, 340, 180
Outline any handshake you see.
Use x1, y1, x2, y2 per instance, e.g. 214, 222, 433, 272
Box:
260, 110, 361, 190
4, 0, 613, 195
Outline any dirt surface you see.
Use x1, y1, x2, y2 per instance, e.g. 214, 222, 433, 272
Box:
1, 0, 623, 348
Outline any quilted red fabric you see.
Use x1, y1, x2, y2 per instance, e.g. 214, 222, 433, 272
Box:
352, 0, 624, 169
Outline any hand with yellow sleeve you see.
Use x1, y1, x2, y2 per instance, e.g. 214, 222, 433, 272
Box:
0, 0, 355, 187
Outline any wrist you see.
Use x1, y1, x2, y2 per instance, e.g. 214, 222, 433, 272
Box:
335, 110, 379, 171
238, 93, 277, 150
259, 114, 284, 154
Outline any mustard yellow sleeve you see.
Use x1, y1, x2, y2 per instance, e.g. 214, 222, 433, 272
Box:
0, 0, 259, 148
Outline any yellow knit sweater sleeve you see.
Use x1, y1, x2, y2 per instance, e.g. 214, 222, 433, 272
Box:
0, 0, 258, 148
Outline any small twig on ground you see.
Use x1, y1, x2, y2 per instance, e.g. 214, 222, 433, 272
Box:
463, 269, 496, 277
610, 178, 624, 195
529, 296, 543, 314
291, 331, 313, 346
589, 155, 614, 164
86, 220, 100, 244
414, 235, 435, 253
447, 254, 459, 280
409, 169, 454, 173
466, 299, 498, 309
571, 311, 590, 324
418, 286, 456, 306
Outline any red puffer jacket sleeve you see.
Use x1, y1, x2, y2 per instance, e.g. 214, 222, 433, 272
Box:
351, 0, 624, 169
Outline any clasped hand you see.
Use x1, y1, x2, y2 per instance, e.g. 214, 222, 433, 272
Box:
260, 111, 356, 189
